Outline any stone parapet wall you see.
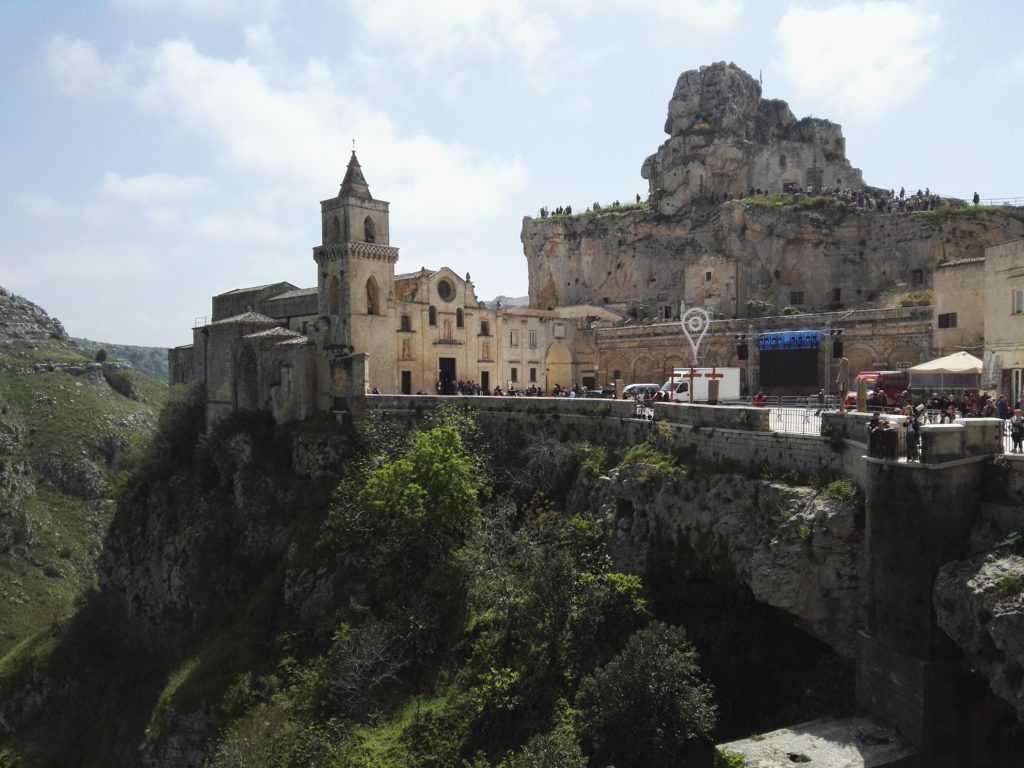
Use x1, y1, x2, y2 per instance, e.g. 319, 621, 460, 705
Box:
351, 395, 843, 479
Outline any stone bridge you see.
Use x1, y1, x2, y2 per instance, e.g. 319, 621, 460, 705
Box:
350, 394, 1020, 767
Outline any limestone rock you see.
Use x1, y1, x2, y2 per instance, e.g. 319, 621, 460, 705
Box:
642, 62, 864, 214
574, 468, 865, 656
934, 552, 1024, 722
0, 286, 70, 348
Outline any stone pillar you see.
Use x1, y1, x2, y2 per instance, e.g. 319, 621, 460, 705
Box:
857, 454, 989, 766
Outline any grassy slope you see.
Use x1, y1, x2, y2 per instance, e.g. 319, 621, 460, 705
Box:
0, 346, 167, 658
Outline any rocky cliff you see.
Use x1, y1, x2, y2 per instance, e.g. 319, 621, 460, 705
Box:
934, 497, 1024, 724
641, 61, 863, 213
571, 465, 864, 657
522, 61, 1024, 315
524, 199, 1024, 313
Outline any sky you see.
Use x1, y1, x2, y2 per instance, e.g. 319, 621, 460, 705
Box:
1, 0, 1022, 348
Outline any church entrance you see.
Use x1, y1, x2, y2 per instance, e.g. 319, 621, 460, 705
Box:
401, 370, 412, 395
439, 357, 456, 394
480, 371, 490, 394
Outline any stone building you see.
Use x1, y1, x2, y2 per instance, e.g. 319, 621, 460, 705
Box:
982, 239, 1024, 399
169, 153, 619, 425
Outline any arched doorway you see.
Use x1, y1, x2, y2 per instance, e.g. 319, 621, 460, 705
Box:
545, 341, 572, 393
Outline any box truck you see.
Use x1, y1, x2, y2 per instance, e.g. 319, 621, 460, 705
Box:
660, 367, 741, 403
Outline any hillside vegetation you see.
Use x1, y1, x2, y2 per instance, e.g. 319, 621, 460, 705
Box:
0, 395, 857, 767
0, 287, 167, 658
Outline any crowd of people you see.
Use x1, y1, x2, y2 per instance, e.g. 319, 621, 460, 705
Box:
863, 389, 1024, 461
720, 184, 961, 213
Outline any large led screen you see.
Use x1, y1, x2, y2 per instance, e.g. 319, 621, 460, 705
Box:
759, 349, 818, 388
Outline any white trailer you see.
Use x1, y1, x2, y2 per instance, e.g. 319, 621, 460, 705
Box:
660, 367, 741, 403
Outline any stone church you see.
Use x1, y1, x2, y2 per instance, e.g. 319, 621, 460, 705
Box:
169, 152, 618, 425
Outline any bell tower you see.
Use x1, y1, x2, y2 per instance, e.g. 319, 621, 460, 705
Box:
313, 150, 398, 353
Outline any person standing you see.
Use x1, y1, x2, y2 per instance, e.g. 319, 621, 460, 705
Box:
1011, 410, 1024, 454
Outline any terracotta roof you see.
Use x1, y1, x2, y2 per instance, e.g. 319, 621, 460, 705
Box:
211, 311, 279, 326
216, 281, 297, 296
503, 307, 562, 319
936, 257, 985, 268
243, 327, 304, 340
265, 287, 317, 300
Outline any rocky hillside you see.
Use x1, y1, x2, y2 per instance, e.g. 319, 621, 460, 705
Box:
0, 286, 166, 658
73, 338, 169, 381
521, 62, 1024, 315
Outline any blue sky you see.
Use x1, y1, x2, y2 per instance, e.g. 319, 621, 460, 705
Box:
2, 0, 1021, 347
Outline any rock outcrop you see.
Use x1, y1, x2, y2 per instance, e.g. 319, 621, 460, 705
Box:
0, 286, 69, 349
934, 549, 1024, 722
642, 61, 864, 214
571, 467, 864, 657
521, 62, 1024, 317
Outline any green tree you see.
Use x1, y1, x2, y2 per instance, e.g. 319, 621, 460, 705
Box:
576, 622, 717, 768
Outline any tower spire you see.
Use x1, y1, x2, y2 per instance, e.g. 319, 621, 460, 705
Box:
339, 147, 372, 200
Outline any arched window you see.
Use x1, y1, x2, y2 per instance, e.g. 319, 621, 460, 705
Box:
429, 306, 437, 326
456, 308, 464, 328
330, 215, 341, 244
779, 154, 787, 170
366, 276, 379, 315
364, 216, 376, 243
328, 275, 340, 315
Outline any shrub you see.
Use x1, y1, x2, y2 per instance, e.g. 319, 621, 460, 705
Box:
822, 477, 858, 503
576, 622, 716, 767
781, 306, 800, 316
577, 443, 611, 478
994, 572, 1024, 601
94, 348, 107, 363
744, 299, 772, 318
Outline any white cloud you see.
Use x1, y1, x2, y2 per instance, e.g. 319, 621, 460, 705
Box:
18, 193, 62, 217
110, 0, 277, 17
44, 36, 125, 97
190, 210, 297, 244
134, 39, 527, 228
243, 24, 277, 59
101, 172, 213, 203
776, 2, 942, 119
617, 0, 742, 28
28, 243, 158, 283
350, 0, 561, 67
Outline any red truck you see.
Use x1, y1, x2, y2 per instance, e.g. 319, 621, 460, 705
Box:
843, 370, 909, 409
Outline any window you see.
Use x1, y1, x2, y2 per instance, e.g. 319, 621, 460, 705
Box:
528, 330, 538, 348
510, 329, 519, 347
429, 306, 437, 326
911, 269, 924, 286
456, 308, 464, 328
529, 367, 537, 382
511, 367, 518, 383
1014, 289, 1024, 315
832, 288, 841, 302
779, 154, 787, 170
400, 314, 411, 331
937, 312, 958, 329
480, 320, 490, 336
705, 270, 712, 283
365, 277, 379, 315
663, 304, 673, 320
790, 291, 805, 305
364, 216, 376, 243
437, 279, 454, 302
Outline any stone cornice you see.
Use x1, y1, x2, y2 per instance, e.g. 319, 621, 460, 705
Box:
314, 241, 399, 264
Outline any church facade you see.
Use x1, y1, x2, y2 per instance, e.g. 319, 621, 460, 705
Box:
169, 153, 619, 425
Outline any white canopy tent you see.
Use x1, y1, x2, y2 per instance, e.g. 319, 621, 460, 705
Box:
908, 351, 983, 392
